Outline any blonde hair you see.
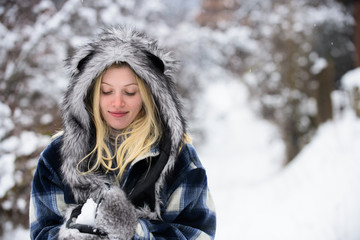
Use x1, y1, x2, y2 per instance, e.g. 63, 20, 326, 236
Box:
79, 63, 163, 179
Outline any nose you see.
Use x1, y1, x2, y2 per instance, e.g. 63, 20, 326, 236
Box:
112, 94, 125, 108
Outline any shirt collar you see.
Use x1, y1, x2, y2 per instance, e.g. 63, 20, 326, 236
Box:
131, 145, 160, 166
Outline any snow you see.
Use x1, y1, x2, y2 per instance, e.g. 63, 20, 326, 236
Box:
40, 113, 53, 125
16, 198, 27, 213
0, 131, 50, 157
0, 131, 50, 198
196, 77, 285, 185
1, 1, 358, 239
0, 101, 14, 139
342, 67, 360, 90
2, 224, 29, 240
75, 198, 98, 226
0, 154, 16, 198
197, 71, 360, 239
6, 40, 358, 240
311, 58, 328, 75
4, 80, 357, 240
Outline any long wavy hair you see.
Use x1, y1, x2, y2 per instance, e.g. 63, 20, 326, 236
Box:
79, 63, 163, 179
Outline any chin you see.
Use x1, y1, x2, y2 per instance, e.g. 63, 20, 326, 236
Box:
111, 123, 129, 130
111, 126, 125, 130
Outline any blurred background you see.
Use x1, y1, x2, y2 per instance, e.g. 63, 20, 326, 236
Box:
1, 0, 360, 239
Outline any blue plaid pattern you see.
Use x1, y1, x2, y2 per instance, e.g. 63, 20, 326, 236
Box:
30, 137, 216, 239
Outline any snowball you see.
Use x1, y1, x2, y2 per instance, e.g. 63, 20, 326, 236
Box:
75, 198, 97, 226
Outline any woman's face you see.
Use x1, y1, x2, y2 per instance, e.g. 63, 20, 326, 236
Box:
99, 66, 143, 130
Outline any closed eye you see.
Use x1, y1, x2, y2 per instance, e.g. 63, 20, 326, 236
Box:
124, 91, 136, 96
101, 90, 112, 95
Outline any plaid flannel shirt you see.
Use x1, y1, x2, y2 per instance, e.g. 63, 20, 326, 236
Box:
30, 137, 216, 239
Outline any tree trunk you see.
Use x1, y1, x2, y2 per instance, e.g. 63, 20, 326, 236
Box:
354, 1, 360, 66
316, 60, 334, 125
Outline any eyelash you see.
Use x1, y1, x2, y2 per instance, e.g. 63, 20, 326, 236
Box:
101, 90, 136, 96
125, 92, 136, 96
101, 90, 112, 95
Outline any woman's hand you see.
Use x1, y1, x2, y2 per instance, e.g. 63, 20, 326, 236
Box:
95, 186, 138, 240
58, 205, 108, 240
59, 186, 137, 240
58, 227, 106, 240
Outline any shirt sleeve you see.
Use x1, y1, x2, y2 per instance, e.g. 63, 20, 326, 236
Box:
30, 143, 68, 240
133, 147, 217, 240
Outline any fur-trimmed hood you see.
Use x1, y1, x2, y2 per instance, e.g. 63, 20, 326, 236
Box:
60, 26, 186, 216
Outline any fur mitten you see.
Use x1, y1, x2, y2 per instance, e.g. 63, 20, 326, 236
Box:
72, 177, 111, 203
95, 186, 138, 240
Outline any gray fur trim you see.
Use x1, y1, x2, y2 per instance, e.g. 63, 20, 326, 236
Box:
95, 187, 137, 240
135, 204, 158, 220
60, 26, 186, 217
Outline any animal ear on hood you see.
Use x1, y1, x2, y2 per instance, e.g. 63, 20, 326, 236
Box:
144, 50, 165, 74
76, 51, 96, 73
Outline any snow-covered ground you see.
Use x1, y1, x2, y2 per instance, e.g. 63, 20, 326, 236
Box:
197, 69, 360, 240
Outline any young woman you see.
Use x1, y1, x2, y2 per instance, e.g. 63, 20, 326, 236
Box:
30, 26, 216, 239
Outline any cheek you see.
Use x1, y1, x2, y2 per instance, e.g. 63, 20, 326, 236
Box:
99, 97, 107, 115
133, 97, 143, 113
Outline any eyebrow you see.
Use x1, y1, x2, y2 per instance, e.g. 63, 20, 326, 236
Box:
101, 82, 138, 87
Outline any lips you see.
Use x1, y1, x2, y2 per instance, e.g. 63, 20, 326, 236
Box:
109, 111, 128, 118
